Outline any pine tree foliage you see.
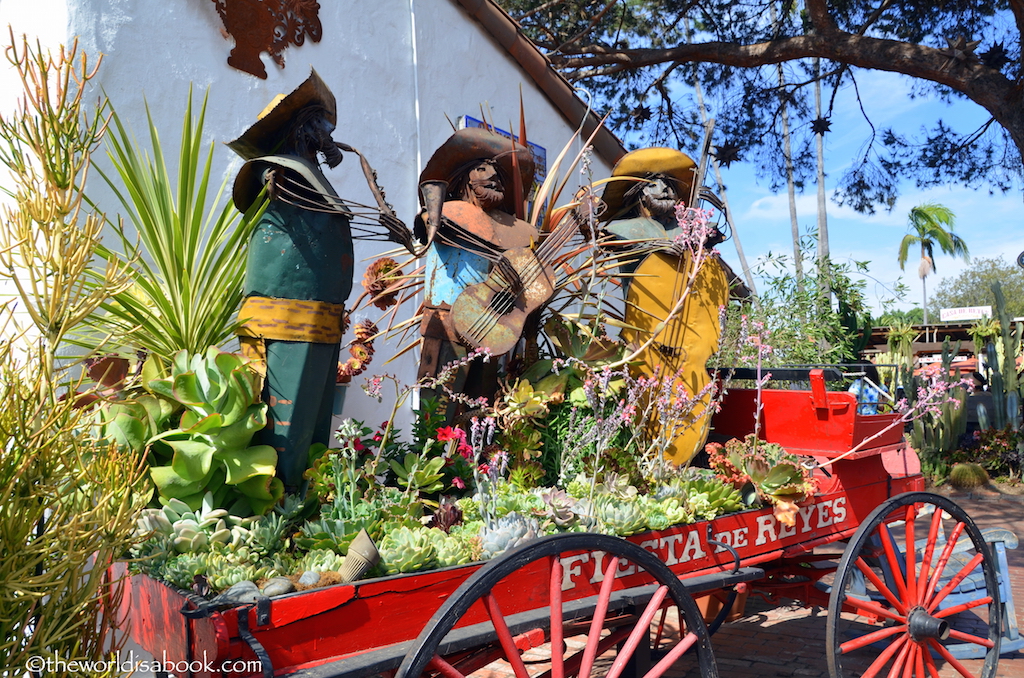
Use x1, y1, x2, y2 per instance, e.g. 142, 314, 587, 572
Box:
499, 0, 1023, 212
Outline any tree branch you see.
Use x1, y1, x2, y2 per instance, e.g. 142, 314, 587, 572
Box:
553, 0, 619, 54
551, 33, 1016, 118
1009, 0, 1024, 75
514, 0, 563, 23
804, 0, 838, 36
854, 0, 897, 36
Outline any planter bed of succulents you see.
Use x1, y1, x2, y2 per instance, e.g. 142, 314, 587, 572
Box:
126, 398, 817, 601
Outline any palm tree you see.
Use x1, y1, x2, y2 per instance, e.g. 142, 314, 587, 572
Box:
897, 203, 969, 325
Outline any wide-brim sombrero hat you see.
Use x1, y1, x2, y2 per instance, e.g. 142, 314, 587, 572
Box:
419, 127, 535, 215
600, 147, 696, 221
227, 69, 336, 160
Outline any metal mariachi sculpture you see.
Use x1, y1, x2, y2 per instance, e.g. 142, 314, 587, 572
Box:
415, 127, 539, 408
600, 147, 730, 465
228, 70, 410, 493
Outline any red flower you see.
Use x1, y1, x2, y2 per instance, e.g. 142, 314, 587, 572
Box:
478, 463, 490, 475
452, 477, 466, 489
436, 426, 466, 443
458, 443, 473, 459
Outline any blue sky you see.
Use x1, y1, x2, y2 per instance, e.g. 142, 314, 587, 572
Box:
699, 69, 1024, 317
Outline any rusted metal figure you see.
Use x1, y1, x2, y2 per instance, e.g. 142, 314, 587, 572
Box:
228, 71, 360, 494
600, 148, 732, 464
415, 128, 536, 408
211, 0, 322, 79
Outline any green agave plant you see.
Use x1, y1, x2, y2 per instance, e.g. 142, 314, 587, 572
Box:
76, 87, 265, 365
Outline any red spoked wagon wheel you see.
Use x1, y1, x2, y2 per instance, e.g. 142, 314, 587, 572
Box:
396, 533, 718, 678
826, 492, 1001, 678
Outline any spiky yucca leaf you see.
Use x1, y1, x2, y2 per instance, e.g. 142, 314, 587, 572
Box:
77, 88, 266, 364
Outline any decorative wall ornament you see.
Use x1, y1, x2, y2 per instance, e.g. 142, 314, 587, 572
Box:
211, 0, 322, 79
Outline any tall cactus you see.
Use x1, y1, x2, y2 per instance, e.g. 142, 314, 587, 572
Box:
987, 340, 1007, 430
984, 282, 1023, 431
908, 338, 968, 474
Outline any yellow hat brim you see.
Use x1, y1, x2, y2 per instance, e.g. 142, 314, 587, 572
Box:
601, 147, 697, 220
227, 69, 337, 160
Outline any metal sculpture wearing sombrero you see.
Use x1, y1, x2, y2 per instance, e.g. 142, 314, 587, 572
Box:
415, 127, 538, 410
228, 70, 413, 494
599, 146, 735, 465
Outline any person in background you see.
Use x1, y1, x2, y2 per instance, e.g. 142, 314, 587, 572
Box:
848, 360, 889, 415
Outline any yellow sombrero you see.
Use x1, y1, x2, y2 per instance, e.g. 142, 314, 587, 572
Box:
600, 147, 697, 221
227, 69, 336, 160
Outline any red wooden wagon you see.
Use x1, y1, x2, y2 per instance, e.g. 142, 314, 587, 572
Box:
116, 370, 1005, 678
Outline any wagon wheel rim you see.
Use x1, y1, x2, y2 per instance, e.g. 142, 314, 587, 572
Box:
396, 533, 719, 678
825, 492, 1001, 678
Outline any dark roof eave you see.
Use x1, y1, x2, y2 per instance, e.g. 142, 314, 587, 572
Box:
454, 0, 627, 166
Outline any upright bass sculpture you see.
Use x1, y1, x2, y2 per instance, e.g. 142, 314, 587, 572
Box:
600, 147, 735, 465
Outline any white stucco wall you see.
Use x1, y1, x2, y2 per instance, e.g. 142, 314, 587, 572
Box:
2, 0, 613, 428
0, 0, 70, 344
0, 1, 615, 671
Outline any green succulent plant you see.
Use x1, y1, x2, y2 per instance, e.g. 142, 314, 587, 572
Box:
645, 511, 672, 531
678, 477, 744, 519
297, 515, 382, 555
96, 393, 178, 455
479, 512, 540, 559
380, 526, 439, 574
248, 512, 291, 558
207, 563, 274, 592
455, 497, 483, 522
145, 347, 284, 514
134, 492, 257, 555
295, 548, 346, 574
490, 485, 546, 519
157, 548, 280, 593
390, 453, 446, 496
594, 498, 647, 536
427, 528, 475, 568
646, 496, 692, 526
535, 488, 579, 529
160, 553, 209, 590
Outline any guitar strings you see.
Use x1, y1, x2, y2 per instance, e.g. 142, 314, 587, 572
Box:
462, 214, 581, 343
462, 216, 580, 341
462, 226, 570, 341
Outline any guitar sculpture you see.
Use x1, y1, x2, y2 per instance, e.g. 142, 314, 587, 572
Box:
449, 204, 582, 355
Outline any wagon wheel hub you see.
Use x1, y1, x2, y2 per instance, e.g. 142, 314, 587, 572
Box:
907, 607, 950, 642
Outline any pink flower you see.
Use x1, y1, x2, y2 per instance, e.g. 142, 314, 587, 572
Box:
452, 477, 466, 489
458, 442, 473, 459
478, 463, 490, 475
